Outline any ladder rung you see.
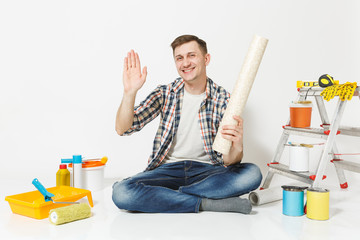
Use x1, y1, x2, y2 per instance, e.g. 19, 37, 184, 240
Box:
322, 125, 360, 137
298, 86, 360, 97
298, 87, 323, 96
267, 163, 313, 184
332, 160, 360, 173
283, 126, 328, 139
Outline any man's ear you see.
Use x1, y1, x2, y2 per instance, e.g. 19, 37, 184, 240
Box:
205, 53, 211, 66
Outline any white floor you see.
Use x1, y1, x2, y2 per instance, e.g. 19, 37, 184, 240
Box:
2, 178, 360, 240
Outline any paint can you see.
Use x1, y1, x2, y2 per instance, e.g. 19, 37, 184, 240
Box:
306, 188, 330, 220
281, 186, 307, 216
69, 161, 105, 192
289, 101, 312, 128
289, 145, 309, 172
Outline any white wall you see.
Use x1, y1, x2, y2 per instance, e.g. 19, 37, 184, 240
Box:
1, 0, 359, 187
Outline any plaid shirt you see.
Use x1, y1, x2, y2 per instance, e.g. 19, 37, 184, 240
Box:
122, 77, 230, 171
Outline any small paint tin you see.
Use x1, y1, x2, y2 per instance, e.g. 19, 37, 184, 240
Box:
289, 101, 312, 128
289, 145, 309, 172
306, 188, 330, 220
282, 186, 307, 216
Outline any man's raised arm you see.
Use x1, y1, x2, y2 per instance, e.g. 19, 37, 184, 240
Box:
115, 50, 147, 135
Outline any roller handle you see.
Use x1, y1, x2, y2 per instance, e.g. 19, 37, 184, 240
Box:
61, 158, 73, 164
32, 178, 55, 202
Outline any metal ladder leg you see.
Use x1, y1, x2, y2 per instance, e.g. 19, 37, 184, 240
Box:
315, 94, 348, 188
315, 95, 330, 125
261, 132, 290, 189
331, 142, 349, 189
312, 99, 347, 187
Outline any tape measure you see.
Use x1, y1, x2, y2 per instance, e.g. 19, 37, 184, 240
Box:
319, 74, 335, 88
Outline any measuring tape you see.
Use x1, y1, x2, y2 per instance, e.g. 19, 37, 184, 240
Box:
320, 82, 357, 101
319, 74, 335, 87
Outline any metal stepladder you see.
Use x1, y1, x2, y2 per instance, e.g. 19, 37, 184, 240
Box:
261, 85, 360, 189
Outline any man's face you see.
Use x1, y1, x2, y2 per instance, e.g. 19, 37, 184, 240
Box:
173, 41, 210, 83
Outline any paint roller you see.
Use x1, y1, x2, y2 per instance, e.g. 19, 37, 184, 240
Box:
213, 35, 268, 155
32, 178, 92, 225
49, 203, 91, 225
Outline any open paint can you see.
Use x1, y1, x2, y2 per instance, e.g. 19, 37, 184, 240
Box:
289, 101, 312, 128
289, 145, 309, 172
282, 185, 307, 216
69, 160, 105, 192
306, 188, 330, 220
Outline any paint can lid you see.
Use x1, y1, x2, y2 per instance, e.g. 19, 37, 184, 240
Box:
290, 101, 313, 108
281, 185, 308, 192
307, 187, 329, 193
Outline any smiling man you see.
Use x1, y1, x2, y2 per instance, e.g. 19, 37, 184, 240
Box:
112, 35, 262, 214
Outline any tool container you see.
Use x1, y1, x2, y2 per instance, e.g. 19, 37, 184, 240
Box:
56, 164, 70, 186
307, 188, 330, 220
289, 145, 309, 172
289, 101, 312, 128
69, 160, 105, 192
61, 155, 83, 188
282, 185, 307, 216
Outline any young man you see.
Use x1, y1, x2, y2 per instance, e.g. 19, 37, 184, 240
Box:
112, 35, 262, 214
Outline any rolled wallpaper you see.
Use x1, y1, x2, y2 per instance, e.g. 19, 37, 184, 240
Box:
249, 187, 283, 206
213, 35, 268, 155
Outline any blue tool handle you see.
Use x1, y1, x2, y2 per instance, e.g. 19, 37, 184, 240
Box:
61, 158, 72, 164
32, 178, 54, 202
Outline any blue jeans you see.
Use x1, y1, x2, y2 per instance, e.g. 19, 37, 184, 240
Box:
112, 161, 262, 213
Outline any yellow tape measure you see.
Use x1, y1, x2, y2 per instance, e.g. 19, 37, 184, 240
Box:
319, 74, 335, 87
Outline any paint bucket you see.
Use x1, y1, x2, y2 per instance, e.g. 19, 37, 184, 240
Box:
289, 145, 309, 172
290, 101, 312, 128
282, 186, 307, 216
307, 188, 330, 220
69, 161, 105, 192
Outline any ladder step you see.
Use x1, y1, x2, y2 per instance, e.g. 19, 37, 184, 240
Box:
283, 126, 329, 139
267, 163, 313, 184
322, 125, 360, 137
332, 160, 360, 173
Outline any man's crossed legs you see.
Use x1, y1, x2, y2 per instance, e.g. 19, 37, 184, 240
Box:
112, 161, 262, 213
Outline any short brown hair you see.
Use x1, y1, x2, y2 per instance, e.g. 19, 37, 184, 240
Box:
171, 35, 208, 55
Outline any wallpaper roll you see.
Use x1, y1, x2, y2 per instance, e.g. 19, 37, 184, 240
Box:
213, 35, 268, 155
249, 187, 283, 206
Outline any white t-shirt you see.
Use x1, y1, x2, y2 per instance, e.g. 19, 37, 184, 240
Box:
163, 89, 211, 164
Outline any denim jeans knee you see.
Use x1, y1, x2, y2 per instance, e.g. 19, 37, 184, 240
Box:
243, 163, 262, 188
112, 179, 133, 210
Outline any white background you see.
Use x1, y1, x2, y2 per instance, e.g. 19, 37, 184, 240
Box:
1, 0, 360, 187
